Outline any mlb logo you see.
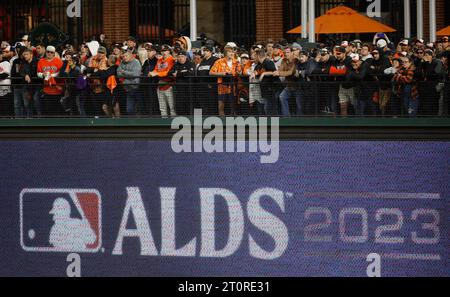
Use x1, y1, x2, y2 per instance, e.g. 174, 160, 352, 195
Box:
20, 189, 102, 253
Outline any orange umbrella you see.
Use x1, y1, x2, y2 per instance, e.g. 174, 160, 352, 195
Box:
287, 6, 396, 34
437, 26, 450, 36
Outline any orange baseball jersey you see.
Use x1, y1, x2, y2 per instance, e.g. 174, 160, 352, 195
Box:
37, 57, 64, 95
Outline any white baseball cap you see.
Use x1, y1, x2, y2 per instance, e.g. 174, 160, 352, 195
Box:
376, 39, 388, 48
350, 53, 360, 62
46, 45, 56, 53
1, 41, 10, 49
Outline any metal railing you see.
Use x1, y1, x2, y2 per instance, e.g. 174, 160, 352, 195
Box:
1, 76, 449, 118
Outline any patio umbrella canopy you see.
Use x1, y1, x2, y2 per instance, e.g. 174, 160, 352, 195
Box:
437, 25, 450, 36
287, 6, 396, 35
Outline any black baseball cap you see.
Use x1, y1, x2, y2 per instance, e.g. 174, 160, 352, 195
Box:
335, 46, 346, 54
424, 49, 434, 56
204, 45, 213, 52
299, 50, 309, 56
160, 44, 171, 52
273, 44, 282, 50
193, 50, 203, 57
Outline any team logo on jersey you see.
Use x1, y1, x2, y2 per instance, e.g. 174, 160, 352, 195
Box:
20, 189, 102, 253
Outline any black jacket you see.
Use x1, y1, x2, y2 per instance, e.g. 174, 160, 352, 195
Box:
346, 61, 371, 99
171, 60, 195, 82
16, 57, 40, 90
10, 58, 22, 85
197, 56, 218, 84
422, 59, 445, 83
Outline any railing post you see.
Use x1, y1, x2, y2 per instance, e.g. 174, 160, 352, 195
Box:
429, 0, 437, 43
301, 0, 308, 39
404, 0, 411, 38
417, 0, 423, 40
308, 0, 315, 43
190, 0, 197, 41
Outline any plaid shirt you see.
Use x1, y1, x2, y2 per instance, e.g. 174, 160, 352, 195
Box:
393, 66, 419, 100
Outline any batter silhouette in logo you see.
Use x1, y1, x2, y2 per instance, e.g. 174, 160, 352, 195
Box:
49, 198, 96, 251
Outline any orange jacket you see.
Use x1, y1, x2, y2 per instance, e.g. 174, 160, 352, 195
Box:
154, 55, 175, 90
210, 57, 242, 95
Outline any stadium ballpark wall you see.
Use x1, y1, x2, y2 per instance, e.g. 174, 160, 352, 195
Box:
0, 140, 448, 277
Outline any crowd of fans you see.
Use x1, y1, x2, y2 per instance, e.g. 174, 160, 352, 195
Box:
0, 32, 449, 118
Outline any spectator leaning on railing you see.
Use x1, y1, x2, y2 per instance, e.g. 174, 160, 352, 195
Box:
60, 50, 87, 116
196, 45, 218, 115
421, 49, 445, 116
236, 52, 252, 109
393, 56, 420, 117
11, 46, 25, 117
171, 50, 195, 116
370, 49, 391, 113
17, 48, 40, 117
87, 45, 108, 116
298, 50, 321, 114
117, 51, 142, 116
210, 45, 242, 117
347, 53, 374, 116
251, 49, 280, 116
149, 45, 176, 117
93, 54, 120, 117
37, 46, 63, 116
0, 53, 12, 117
142, 44, 158, 115
275, 46, 302, 117
329, 46, 353, 117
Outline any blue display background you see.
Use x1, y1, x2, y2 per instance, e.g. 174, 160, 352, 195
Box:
0, 141, 448, 277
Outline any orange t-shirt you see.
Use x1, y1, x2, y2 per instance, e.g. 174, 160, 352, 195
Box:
38, 57, 64, 95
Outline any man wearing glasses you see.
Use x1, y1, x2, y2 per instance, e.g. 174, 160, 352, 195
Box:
37, 46, 63, 116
